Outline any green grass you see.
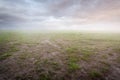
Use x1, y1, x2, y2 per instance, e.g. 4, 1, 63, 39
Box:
68, 62, 80, 71
67, 56, 80, 71
65, 47, 78, 54
0, 52, 12, 60
88, 69, 102, 79
101, 66, 110, 73
0, 46, 19, 61
39, 74, 51, 80
65, 46, 81, 71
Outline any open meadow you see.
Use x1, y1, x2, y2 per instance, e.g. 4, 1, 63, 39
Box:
0, 31, 120, 80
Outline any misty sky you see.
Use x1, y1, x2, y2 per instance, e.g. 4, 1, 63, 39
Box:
0, 0, 120, 31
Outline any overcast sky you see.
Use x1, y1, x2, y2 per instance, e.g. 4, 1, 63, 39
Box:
0, 0, 120, 31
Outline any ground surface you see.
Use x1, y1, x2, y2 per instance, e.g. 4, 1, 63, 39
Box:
0, 31, 120, 80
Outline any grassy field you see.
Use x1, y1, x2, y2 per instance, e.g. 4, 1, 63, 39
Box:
0, 31, 120, 80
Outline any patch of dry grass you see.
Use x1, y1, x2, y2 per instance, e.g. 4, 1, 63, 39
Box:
0, 31, 120, 80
